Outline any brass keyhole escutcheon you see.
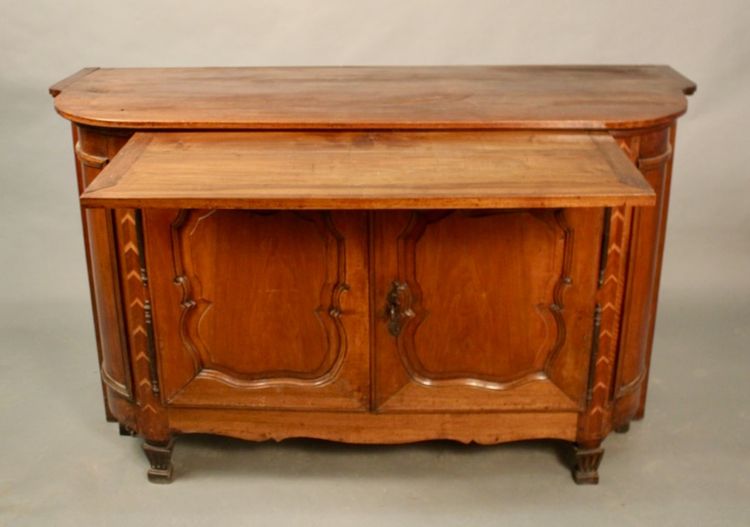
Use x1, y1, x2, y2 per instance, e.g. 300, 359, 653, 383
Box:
385, 280, 415, 337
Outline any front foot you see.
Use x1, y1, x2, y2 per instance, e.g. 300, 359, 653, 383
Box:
119, 423, 136, 436
142, 439, 175, 483
573, 445, 604, 485
614, 422, 631, 434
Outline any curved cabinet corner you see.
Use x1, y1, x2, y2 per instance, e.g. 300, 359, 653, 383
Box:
612, 124, 675, 427
75, 126, 135, 408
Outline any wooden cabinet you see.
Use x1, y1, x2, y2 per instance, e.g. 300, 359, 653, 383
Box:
49, 66, 695, 484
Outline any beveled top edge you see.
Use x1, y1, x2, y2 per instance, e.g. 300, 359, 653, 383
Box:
52, 65, 696, 131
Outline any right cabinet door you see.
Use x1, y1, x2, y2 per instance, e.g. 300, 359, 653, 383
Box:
372, 208, 604, 412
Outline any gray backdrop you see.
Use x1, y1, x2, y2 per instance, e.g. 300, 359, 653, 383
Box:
1, 1, 748, 525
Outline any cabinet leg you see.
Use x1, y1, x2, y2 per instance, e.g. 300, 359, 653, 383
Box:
103, 390, 117, 423
119, 423, 136, 436
573, 444, 604, 485
614, 422, 631, 434
142, 439, 174, 483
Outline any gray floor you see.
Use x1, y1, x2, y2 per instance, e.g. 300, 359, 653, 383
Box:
1, 229, 748, 526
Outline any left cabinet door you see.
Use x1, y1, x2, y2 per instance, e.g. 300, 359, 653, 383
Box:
143, 209, 370, 411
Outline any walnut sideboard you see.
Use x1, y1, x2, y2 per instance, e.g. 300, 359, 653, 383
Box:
49, 66, 695, 484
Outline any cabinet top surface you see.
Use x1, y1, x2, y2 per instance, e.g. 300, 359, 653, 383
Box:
51, 66, 695, 131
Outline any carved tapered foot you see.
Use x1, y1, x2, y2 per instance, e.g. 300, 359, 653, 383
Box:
142, 439, 174, 483
614, 422, 631, 434
573, 445, 604, 484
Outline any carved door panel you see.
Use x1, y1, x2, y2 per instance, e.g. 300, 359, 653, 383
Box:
143, 209, 370, 410
372, 209, 604, 412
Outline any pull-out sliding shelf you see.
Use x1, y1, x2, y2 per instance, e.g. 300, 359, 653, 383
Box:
81, 131, 654, 209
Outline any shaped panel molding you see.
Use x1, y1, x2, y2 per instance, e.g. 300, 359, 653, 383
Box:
392, 209, 574, 390
169, 209, 349, 388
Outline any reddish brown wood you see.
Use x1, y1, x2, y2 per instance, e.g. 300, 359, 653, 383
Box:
49, 66, 695, 484
611, 126, 674, 430
170, 409, 578, 444
49, 67, 99, 97
74, 127, 136, 426
574, 204, 634, 483
142, 439, 174, 483
53, 66, 694, 130
69, 125, 115, 422
113, 209, 169, 442
371, 209, 602, 412
636, 123, 679, 420
85, 207, 131, 399
79, 131, 655, 210
143, 209, 370, 411
574, 446, 605, 484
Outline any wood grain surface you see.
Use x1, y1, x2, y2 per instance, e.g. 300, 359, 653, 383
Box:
52, 66, 695, 130
144, 209, 371, 411
371, 208, 602, 412
80, 130, 655, 209
50, 66, 697, 482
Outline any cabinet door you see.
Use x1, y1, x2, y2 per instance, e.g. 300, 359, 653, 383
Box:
372, 209, 604, 412
143, 209, 370, 410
